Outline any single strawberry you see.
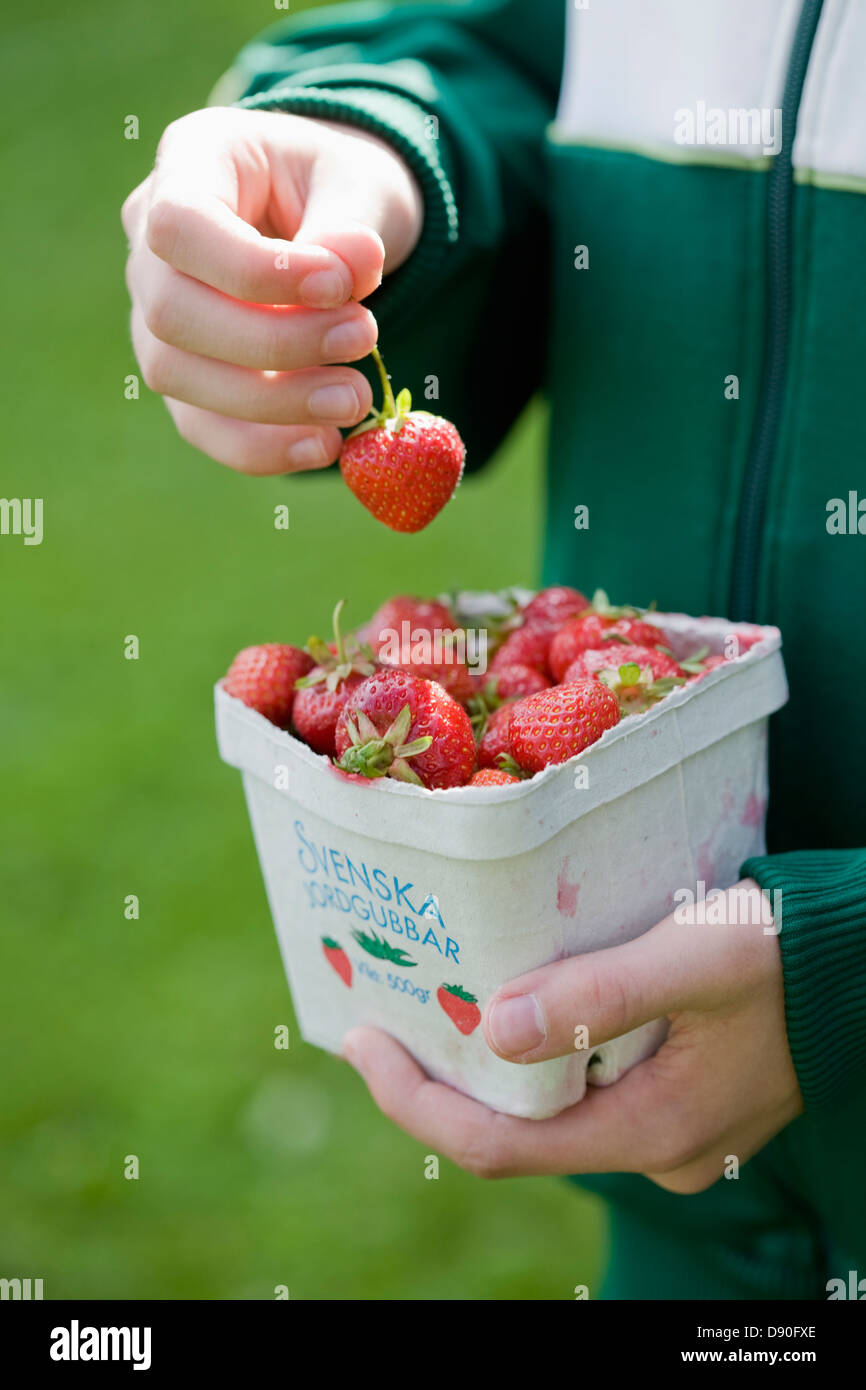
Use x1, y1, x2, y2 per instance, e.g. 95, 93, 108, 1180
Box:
322, 937, 352, 988
565, 653, 685, 714
340, 347, 465, 533
223, 644, 314, 726
334, 670, 476, 789
437, 983, 481, 1035
476, 703, 514, 768
519, 585, 589, 634
364, 595, 458, 655
489, 662, 551, 700
549, 600, 665, 681
509, 680, 620, 773
490, 625, 553, 677
563, 643, 684, 684
292, 600, 376, 756
469, 768, 521, 787
293, 674, 368, 756
392, 657, 476, 704
689, 653, 728, 682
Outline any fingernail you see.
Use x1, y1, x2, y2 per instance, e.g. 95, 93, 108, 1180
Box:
322, 318, 373, 360
308, 383, 360, 421
488, 995, 545, 1056
300, 268, 350, 308
287, 435, 327, 470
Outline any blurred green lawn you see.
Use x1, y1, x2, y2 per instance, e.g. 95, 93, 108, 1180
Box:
0, 0, 604, 1297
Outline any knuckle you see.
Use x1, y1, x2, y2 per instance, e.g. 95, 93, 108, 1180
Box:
142, 281, 179, 344
146, 198, 183, 261
139, 339, 172, 395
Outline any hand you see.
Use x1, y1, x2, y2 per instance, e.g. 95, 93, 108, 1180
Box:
122, 107, 424, 474
343, 880, 803, 1193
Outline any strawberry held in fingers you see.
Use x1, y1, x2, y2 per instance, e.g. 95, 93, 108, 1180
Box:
340, 348, 465, 533
335, 670, 476, 789
223, 644, 314, 726
509, 679, 620, 773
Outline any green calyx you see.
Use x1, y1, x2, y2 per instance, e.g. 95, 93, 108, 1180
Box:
347, 346, 433, 440
583, 588, 654, 620
597, 663, 686, 713
678, 645, 710, 674
440, 983, 477, 1003
468, 678, 504, 740
334, 703, 432, 784
495, 752, 527, 780
296, 598, 376, 692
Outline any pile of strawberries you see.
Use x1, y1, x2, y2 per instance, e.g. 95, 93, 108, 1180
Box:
222, 586, 740, 792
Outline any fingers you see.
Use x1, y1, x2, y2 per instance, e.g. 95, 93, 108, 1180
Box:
483, 916, 715, 1065
164, 399, 343, 476
285, 123, 422, 297
129, 240, 378, 371
143, 111, 354, 306
131, 307, 372, 427
342, 1026, 705, 1179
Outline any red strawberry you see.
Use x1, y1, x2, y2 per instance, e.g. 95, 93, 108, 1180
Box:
490, 662, 551, 700
509, 680, 620, 773
334, 670, 476, 789
477, 703, 514, 768
392, 658, 476, 704
292, 600, 376, 756
689, 653, 728, 682
519, 585, 589, 633
491, 625, 553, 676
223, 644, 314, 726
365, 595, 458, 655
340, 348, 464, 533
563, 643, 683, 684
322, 937, 352, 988
564, 647, 686, 713
549, 615, 664, 681
469, 768, 521, 787
293, 674, 367, 755
437, 983, 481, 1035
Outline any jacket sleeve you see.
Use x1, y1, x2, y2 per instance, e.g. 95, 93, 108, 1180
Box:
741, 848, 866, 1113
211, 0, 565, 468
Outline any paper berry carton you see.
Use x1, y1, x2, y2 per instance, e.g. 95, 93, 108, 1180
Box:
215, 598, 787, 1120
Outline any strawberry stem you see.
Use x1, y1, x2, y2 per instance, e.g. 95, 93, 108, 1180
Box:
370, 346, 397, 418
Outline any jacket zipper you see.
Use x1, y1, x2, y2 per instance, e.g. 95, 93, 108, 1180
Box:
729, 0, 825, 621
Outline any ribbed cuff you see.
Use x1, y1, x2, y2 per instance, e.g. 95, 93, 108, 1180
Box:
236, 80, 459, 331
741, 849, 866, 1113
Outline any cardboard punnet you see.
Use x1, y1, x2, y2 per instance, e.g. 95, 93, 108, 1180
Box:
215, 604, 788, 1119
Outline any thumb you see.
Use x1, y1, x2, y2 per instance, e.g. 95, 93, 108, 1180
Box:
482, 915, 717, 1064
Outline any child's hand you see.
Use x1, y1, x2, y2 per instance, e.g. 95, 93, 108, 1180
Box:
122, 108, 424, 474
343, 881, 803, 1191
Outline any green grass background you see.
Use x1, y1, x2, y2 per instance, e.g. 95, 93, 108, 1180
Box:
0, 0, 604, 1298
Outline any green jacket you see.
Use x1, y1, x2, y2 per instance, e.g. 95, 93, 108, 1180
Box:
218, 0, 866, 1295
